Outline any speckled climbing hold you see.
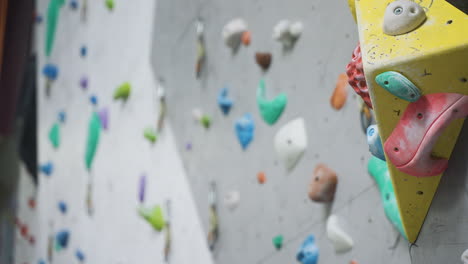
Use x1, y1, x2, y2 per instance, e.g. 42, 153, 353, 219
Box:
139, 174, 146, 203
42, 64, 59, 80
138, 205, 165, 231
58, 110, 66, 123
40, 162, 54, 176
70, 0, 78, 9
105, 0, 114, 10
222, 18, 248, 50
383, 0, 426, 36
75, 249, 85, 262
113, 82, 131, 101
80, 76, 88, 90
461, 249, 468, 264
255, 52, 272, 71
58, 201, 67, 214
235, 114, 255, 149
257, 79, 287, 125
98, 108, 109, 130
55, 230, 70, 251
308, 164, 338, 202
346, 43, 372, 108
367, 125, 386, 161
89, 95, 98, 106
241, 31, 251, 46
144, 128, 157, 143
48, 123, 60, 149
368, 156, 405, 237
375, 71, 421, 102
272, 235, 283, 250
224, 190, 240, 210
46, 0, 65, 57
218, 87, 233, 115
257, 172, 266, 184
326, 214, 354, 253
85, 112, 101, 170
80, 45, 87, 57
274, 118, 307, 171
296, 235, 319, 264
330, 73, 348, 110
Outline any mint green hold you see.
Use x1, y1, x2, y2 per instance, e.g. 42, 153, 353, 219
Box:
368, 156, 406, 238
49, 123, 60, 149
272, 235, 284, 250
46, 0, 65, 57
139, 205, 165, 231
257, 79, 287, 125
375, 71, 421, 102
85, 112, 101, 170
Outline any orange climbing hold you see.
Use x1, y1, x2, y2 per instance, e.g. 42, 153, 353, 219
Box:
330, 73, 348, 110
350, 261, 359, 264
257, 172, 266, 184
241, 31, 251, 46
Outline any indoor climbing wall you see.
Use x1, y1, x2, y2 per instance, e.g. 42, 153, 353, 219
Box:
15, 0, 214, 263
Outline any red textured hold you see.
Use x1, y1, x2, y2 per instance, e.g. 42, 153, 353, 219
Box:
346, 43, 372, 109
20, 225, 29, 237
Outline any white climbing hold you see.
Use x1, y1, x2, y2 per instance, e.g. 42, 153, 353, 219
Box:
274, 118, 307, 171
273, 20, 303, 47
192, 108, 203, 121
383, 0, 426, 36
326, 214, 354, 253
224, 190, 240, 210
222, 18, 248, 50
461, 249, 468, 264
289, 21, 304, 38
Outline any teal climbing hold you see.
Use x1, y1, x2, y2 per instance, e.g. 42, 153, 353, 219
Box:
85, 112, 101, 170
368, 156, 406, 238
48, 123, 60, 149
273, 235, 284, 250
46, 0, 65, 57
257, 79, 287, 125
375, 71, 421, 102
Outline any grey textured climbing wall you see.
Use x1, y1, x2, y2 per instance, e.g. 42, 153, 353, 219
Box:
151, 0, 468, 263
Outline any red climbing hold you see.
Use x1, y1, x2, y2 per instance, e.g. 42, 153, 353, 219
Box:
28, 198, 36, 209
346, 43, 372, 109
20, 225, 29, 237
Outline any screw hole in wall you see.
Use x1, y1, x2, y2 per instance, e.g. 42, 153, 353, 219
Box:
460, 77, 467, 83
446, 20, 453, 25
417, 191, 424, 195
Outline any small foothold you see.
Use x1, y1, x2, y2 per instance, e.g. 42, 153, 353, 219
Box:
326, 214, 354, 253
461, 249, 468, 264
70, 0, 78, 9
105, 0, 114, 10
257, 79, 287, 125
138, 205, 165, 231
40, 162, 54, 176
28, 198, 36, 209
272, 235, 283, 250
222, 18, 248, 50
97, 108, 109, 130
58, 110, 66, 123
139, 174, 146, 203
274, 118, 307, 171
308, 164, 338, 202
235, 114, 255, 149
113, 82, 131, 101
58, 201, 67, 214
296, 235, 319, 264
257, 172, 266, 184
330, 73, 348, 110
42, 64, 59, 81
241, 31, 251, 46
20, 224, 29, 237
75, 249, 85, 262
375, 71, 421, 102
218, 87, 233, 115
144, 128, 157, 143
200, 115, 212, 129
48, 123, 60, 148
186, 142, 192, 151
80, 76, 88, 90
383, 0, 426, 36
89, 95, 98, 106
80, 45, 87, 57
367, 125, 386, 161
255, 52, 272, 71
55, 230, 70, 251
224, 190, 240, 210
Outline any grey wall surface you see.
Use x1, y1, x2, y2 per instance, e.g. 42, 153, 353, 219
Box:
151, 0, 468, 263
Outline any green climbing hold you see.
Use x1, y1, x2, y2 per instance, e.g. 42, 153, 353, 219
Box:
273, 235, 284, 250
85, 112, 101, 170
138, 205, 165, 231
46, 0, 65, 57
200, 115, 211, 129
375, 71, 421, 102
49, 123, 60, 149
368, 156, 406, 238
105, 0, 114, 10
114, 82, 131, 100
257, 79, 287, 125
144, 128, 157, 143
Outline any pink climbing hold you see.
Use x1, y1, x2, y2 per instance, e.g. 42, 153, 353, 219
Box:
346, 43, 372, 109
384, 93, 468, 177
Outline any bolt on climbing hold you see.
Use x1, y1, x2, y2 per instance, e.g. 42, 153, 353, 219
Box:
367, 125, 386, 161
272, 235, 283, 250
326, 214, 354, 253
375, 71, 421, 102
85, 112, 101, 170
55, 230, 70, 251
222, 18, 248, 51
273, 20, 304, 48
80, 76, 88, 90
235, 114, 255, 149
461, 249, 468, 264
274, 118, 307, 171
75, 249, 85, 262
257, 172, 266, 184
40, 162, 54, 176
257, 79, 287, 125
218, 87, 233, 115
296, 235, 319, 264
139, 174, 146, 203
383, 0, 426, 36
241, 31, 251, 46
89, 95, 98, 106
144, 128, 157, 143
105, 0, 114, 10
255, 52, 272, 71
138, 205, 165, 231
97, 107, 109, 130
80, 45, 87, 57
58, 201, 67, 214
224, 190, 240, 210
308, 164, 338, 202
113, 82, 131, 101
48, 123, 60, 149
330, 73, 349, 110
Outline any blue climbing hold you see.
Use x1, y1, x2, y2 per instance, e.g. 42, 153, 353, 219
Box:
90, 95, 98, 106
70, 0, 78, 9
296, 235, 319, 264
80, 45, 87, 57
58, 201, 67, 214
39, 162, 54, 176
38, 259, 46, 264
36, 15, 43, 24
234, 114, 254, 149
42, 64, 59, 81
55, 230, 70, 250
367, 124, 386, 161
58, 110, 66, 123
218, 87, 233, 115
75, 249, 85, 262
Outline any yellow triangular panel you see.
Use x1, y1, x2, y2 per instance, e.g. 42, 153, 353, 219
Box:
354, 0, 468, 242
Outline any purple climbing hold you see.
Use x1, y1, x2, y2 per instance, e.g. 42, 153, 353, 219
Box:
40, 162, 54, 176
139, 174, 146, 203
186, 142, 192, 151
80, 76, 88, 90
98, 108, 109, 130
